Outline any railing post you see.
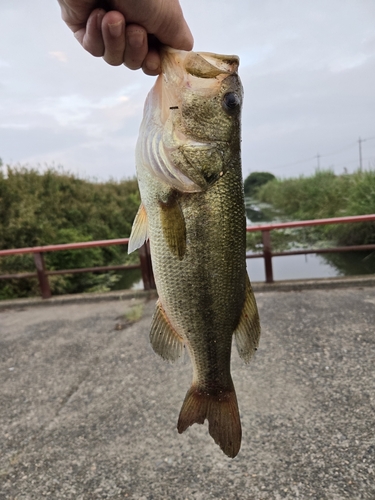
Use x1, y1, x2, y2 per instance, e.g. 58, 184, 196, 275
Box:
138, 242, 156, 290
33, 252, 52, 299
262, 230, 274, 283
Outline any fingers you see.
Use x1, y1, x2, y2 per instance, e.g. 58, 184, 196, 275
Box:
155, 17, 193, 53
78, 8, 106, 57
101, 11, 126, 65
124, 25, 148, 70
142, 48, 161, 76
101, 12, 150, 70
58, 0, 192, 75
150, 0, 194, 52
61, 4, 162, 74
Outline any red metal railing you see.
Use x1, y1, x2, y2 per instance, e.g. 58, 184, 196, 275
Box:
246, 214, 375, 283
0, 214, 374, 299
0, 239, 155, 299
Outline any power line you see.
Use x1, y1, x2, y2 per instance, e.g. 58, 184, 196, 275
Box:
268, 136, 375, 171
319, 142, 358, 158
270, 155, 317, 171
333, 156, 375, 170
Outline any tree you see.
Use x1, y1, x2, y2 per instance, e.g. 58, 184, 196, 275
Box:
244, 172, 276, 197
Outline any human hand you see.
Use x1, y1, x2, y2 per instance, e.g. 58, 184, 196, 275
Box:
57, 0, 193, 75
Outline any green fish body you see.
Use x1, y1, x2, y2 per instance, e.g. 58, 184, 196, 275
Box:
129, 48, 260, 458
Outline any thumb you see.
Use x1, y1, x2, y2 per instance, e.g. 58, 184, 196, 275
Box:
154, 15, 194, 51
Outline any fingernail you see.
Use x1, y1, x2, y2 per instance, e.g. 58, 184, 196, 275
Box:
145, 60, 159, 72
97, 12, 103, 31
128, 30, 144, 49
108, 21, 123, 38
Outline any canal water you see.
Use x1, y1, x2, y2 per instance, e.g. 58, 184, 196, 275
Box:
247, 253, 339, 283
245, 199, 375, 282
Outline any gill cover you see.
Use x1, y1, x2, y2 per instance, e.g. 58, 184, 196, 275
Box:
135, 48, 241, 193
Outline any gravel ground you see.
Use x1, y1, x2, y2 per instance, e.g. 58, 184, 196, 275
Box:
0, 287, 374, 499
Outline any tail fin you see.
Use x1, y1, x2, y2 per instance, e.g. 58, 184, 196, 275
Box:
177, 385, 242, 458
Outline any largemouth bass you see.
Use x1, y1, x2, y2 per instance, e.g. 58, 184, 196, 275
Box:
129, 48, 260, 458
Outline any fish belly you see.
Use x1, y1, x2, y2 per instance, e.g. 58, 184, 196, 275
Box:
148, 170, 246, 370
139, 165, 247, 458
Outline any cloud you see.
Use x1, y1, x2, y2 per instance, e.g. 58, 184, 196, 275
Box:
49, 51, 68, 63
0, 0, 374, 181
330, 54, 371, 73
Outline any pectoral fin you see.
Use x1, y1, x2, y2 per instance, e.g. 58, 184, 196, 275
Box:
128, 203, 149, 254
159, 194, 186, 260
150, 300, 184, 362
234, 275, 261, 362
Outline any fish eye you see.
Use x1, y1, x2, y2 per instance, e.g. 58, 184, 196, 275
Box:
222, 92, 240, 114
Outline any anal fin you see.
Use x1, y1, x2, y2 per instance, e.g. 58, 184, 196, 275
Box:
150, 300, 184, 362
128, 203, 148, 254
234, 274, 261, 362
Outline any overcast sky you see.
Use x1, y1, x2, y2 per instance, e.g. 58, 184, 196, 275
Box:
1, 0, 375, 182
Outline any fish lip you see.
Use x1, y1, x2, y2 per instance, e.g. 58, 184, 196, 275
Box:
160, 47, 240, 76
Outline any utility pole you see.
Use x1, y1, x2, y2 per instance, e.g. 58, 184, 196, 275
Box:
358, 137, 363, 171
316, 153, 320, 170
358, 136, 375, 170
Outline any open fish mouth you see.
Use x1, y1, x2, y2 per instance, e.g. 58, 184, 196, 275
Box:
136, 48, 243, 193
162, 48, 240, 80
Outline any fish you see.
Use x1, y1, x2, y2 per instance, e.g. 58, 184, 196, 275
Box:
128, 47, 260, 458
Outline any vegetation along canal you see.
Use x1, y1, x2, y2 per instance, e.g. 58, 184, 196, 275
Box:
244, 169, 375, 283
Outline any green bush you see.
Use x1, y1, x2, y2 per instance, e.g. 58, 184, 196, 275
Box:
0, 166, 141, 299
255, 169, 375, 245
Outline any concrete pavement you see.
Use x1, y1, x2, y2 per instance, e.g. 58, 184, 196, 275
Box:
0, 286, 374, 499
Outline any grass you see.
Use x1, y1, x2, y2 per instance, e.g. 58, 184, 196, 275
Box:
124, 303, 144, 323
254, 169, 375, 246
114, 302, 145, 331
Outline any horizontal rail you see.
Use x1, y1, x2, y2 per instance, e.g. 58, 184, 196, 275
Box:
246, 243, 375, 259
272, 244, 375, 257
0, 238, 130, 257
0, 264, 140, 280
47, 263, 141, 276
246, 214, 375, 232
